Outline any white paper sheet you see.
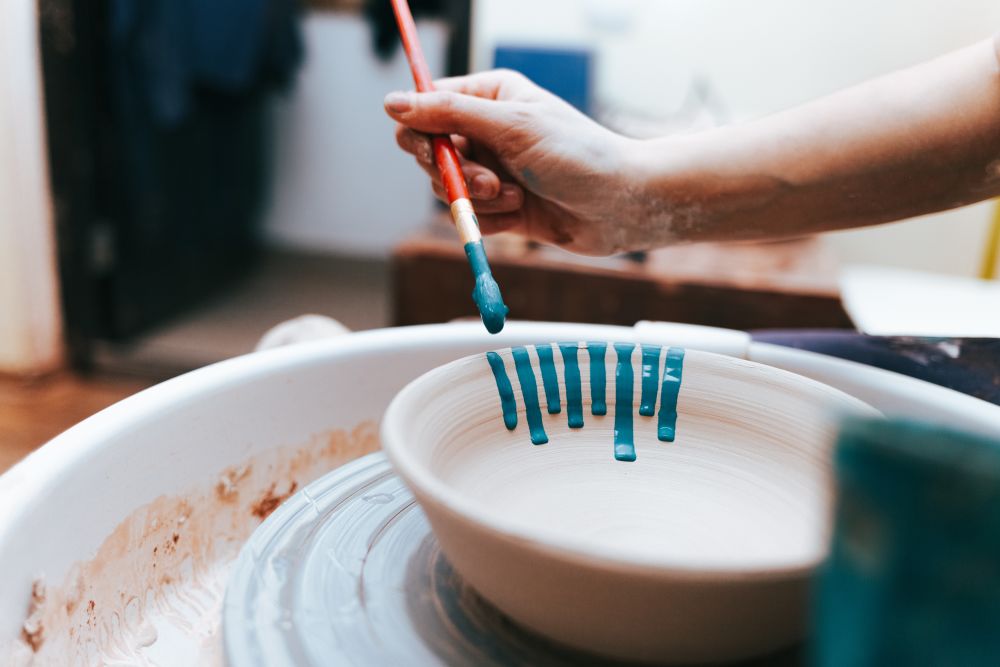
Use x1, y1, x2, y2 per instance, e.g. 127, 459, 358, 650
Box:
840, 265, 1000, 337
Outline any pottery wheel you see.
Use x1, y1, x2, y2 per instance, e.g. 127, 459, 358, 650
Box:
224, 453, 799, 667
223, 452, 626, 666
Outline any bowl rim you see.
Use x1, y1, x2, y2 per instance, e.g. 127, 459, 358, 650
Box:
381, 342, 880, 582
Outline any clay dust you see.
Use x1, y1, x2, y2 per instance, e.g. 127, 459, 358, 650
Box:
2, 422, 379, 666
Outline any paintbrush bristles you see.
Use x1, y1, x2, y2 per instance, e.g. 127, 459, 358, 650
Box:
391, 0, 508, 333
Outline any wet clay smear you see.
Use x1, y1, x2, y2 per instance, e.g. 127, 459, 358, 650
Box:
251, 481, 300, 520
2, 422, 379, 667
19, 581, 45, 652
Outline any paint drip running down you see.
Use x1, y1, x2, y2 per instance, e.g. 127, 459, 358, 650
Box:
486, 343, 686, 461
464, 241, 508, 334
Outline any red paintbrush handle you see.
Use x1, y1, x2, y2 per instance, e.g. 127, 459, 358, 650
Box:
390, 0, 470, 203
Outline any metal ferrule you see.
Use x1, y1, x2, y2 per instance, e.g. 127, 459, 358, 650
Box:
450, 198, 482, 245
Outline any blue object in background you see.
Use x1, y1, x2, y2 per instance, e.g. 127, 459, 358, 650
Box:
753, 332, 1000, 407
493, 46, 593, 116
111, 0, 303, 126
816, 418, 1000, 667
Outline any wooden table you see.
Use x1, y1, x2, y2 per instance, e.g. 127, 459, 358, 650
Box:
392, 223, 852, 331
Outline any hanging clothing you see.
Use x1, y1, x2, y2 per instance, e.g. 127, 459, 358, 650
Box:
363, 0, 469, 76
110, 0, 303, 126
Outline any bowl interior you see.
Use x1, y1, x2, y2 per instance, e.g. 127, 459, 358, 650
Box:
384, 342, 879, 572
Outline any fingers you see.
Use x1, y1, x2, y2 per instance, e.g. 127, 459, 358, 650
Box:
416, 151, 500, 199
477, 212, 523, 236
384, 87, 519, 145
393, 113, 525, 209
396, 126, 470, 162
400, 126, 507, 200
431, 181, 525, 214
429, 176, 525, 236
396, 125, 433, 162
430, 69, 529, 100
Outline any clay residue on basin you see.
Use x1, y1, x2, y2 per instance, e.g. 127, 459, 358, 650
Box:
2, 422, 379, 667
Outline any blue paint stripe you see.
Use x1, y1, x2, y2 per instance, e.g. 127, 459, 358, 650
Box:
535, 344, 562, 414
657, 347, 686, 442
512, 346, 549, 445
613, 342, 637, 462
559, 343, 584, 428
639, 344, 661, 417
486, 351, 517, 430
587, 342, 608, 416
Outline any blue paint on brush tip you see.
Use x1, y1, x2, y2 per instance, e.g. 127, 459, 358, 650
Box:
464, 241, 508, 334
639, 344, 661, 417
613, 343, 637, 462
657, 347, 685, 442
536, 344, 562, 414
486, 351, 517, 430
512, 346, 548, 445
587, 342, 608, 416
558, 343, 584, 428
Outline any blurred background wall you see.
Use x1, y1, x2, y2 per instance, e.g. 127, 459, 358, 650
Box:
0, 0, 62, 374
467, 0, 1000, 277
254, 0, 1000, 272
263, 14, 447, 256
3, 0, 999, 375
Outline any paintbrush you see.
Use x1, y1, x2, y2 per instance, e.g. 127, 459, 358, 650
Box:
389, 0, 509, 334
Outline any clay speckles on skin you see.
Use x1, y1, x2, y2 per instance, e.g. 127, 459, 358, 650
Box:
2, 421, 379, 666
982, 158, 1000, 188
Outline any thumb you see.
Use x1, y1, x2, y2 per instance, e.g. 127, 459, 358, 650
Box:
384, 90, 513, 146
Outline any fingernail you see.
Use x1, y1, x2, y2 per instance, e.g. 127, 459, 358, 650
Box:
472, 175, 494, 198
384, 92, 412, 113
501, 184, 522, 201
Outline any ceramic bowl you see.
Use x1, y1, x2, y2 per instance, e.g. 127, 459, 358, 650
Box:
382, 342, 881, 664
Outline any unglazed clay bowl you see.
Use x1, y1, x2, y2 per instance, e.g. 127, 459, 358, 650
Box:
382, 342, 881, 664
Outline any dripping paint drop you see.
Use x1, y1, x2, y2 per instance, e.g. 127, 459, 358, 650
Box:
464, 241, 508, 334
587, 342, 607, 416
485, 342, 687, 460
486, 351, 517, 430
658, 347, 685, 442
512, 347, 548, 445
536, 344, 562, 414
613, 343, 636, 462
639, 345, 661, 417
559, 343, 584, 428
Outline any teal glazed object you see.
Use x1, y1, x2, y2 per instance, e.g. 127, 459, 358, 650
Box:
464, 241, 508, 334
487, 343, 686, 462
816, 418, 1000, 667
382, 342, 879, 664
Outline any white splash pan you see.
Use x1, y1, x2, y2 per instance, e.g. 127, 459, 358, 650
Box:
1, 321, 997, 665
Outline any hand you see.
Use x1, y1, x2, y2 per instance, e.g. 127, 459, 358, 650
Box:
384, 69, 651, 256
387, 38, 1000, 252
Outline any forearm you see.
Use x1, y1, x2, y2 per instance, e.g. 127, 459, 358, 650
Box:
634, 36, 1000, 244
